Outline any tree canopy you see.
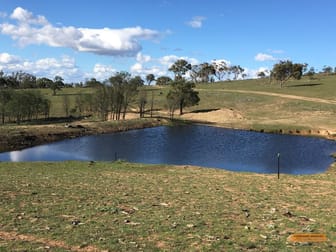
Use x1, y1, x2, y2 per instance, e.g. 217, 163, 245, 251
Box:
166, 80, 200, 117
271, 60, 304, 87
169, 59, 192, 80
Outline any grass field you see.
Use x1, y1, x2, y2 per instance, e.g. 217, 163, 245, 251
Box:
35, 75, 335, 136
0, 75, 335, 251
0, 161, 335, 251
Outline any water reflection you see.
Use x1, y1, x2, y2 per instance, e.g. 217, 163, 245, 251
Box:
0, 125, 335, 174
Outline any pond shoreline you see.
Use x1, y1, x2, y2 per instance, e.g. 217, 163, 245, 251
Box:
0, 118, 167, 153
0, 117, 335, 155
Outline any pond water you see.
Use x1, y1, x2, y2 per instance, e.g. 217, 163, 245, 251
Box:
0, 125, 335, 174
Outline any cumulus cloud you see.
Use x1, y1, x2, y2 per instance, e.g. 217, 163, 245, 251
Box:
91, 63, 117, 81
254, 53, 276, 62
0, 53, 82, 82
136, 52, 151, 63
0, 52, 21, 64
0, 7, 160, 56
242, 67, 270, 79
186, 16, 206, 28
130, 54, 199, 80
130, 53, 167, 77
159, 55, 198, 67
10, 6, 48, 25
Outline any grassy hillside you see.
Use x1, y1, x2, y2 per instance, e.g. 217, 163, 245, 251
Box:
41, 74, 336, 117
0, 161, 335, 251
0, 76, 335, 251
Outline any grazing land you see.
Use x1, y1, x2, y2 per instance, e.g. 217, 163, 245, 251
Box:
0, 75, 335, 251
0, 161, 335, 251
1, 75, 335, 152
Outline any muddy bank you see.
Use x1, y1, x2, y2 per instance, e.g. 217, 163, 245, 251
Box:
0, 118, 166, 153
0, 115, 334, 154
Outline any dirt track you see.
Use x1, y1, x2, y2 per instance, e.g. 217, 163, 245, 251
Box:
184, 89, 336, 139
198, 89, 336, 105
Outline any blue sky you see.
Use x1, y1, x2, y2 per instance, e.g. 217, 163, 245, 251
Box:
0, 0, 336, 82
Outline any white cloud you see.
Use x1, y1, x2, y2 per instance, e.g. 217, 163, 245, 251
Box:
0, 52, 21, 64
187, 16, 206, 28
0, 53, 82, 82
0, 7, 160, 57
159, 55, 198, 68
136, 52, 151, 63
243, 67, 271, 79
254, 53, 276, 62
92, 63, 117, 81
10, 6, 48, 25
130, 54, 199, 79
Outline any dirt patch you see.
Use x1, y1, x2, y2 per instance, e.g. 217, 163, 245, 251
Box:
0, 231, 101, 251
181, 108, 245, 124
0, 118, 165, 153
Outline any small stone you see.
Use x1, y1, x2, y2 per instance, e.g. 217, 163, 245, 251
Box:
283, 210, 294, 217
260, 234, 268, 239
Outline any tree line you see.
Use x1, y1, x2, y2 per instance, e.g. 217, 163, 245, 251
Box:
0, 71, 68, 96
0, 59, 334, 124
0, 89, 50, 124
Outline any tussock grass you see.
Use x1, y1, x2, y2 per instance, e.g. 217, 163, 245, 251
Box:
0, 161, 335, 251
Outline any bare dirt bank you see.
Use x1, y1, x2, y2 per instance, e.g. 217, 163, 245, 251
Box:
0, 110, 334, 155
0, 118, 166, 153
180, 107, 336, 141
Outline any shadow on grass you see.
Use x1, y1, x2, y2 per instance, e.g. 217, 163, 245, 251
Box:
287, 83, 322, 88
24, 115, 91, 125
190, 108, 220, 113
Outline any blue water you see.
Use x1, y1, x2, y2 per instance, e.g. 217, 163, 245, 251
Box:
0, 125, 335, 174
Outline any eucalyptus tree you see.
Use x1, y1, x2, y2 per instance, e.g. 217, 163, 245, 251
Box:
108, 72, 142, 120
169, 59, 192, 80
230, 65, 245, 80
122, 75, 143, 119
190, 64, 202, 83
109, 72, 126, 120
212, 60, 230, 81
322, 65, 333, 75
156, 76, 172, 86
271, 60, 304, 87
0, 89, 13, 124
306, 67, 316, 80
85, 78, 103, 88
50, 76, 64, 95
199, 62, 215, 83
138, 90, 147, 118
5, 90, 50, 124
166, 79, 200, 116
94, 85, 110, 120
37, 77, 53, 88
146, 74, 155, 85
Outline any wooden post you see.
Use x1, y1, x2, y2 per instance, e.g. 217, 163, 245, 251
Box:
277, 153, 280, 179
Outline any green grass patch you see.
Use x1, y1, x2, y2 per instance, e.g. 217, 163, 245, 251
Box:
0, 161, 335, 251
